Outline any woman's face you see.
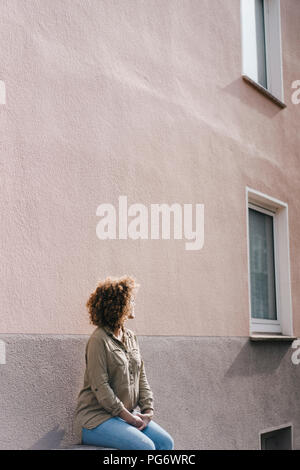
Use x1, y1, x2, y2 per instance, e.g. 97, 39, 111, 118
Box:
120, 295, 135, 325
128, 295, 136, 319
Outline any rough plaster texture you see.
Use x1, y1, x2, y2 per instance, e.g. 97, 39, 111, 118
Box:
0, 1, 299, 337
0, 334, 299, 450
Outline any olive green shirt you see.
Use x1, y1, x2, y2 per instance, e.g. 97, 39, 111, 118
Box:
74, 325, 154, 431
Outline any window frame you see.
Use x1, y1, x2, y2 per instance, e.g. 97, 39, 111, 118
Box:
248, 202, 281, 333
259, 423, 293, 450
246, 187, 293, 336
240, 0, 285, 106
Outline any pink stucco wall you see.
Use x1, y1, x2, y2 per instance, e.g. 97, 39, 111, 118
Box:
0, 0, 299, 336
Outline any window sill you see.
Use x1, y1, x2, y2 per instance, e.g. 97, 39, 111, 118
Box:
250, 334, 296, 342
242, 74, 286, 109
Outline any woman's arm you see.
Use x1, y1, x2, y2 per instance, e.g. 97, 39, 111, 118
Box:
87, 336, 147, 428
86, 336, 127, 417
118, 408, 138, 424
133, 334, 154, 415
87, 336, 144, 427
138, 359, 154, 414
141, 408, 154, 417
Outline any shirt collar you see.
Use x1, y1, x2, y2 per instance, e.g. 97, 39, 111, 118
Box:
103, 324, 127, 338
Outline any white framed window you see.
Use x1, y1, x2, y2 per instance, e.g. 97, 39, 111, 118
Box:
248, 203, 280, 332
240, 0, 284, 104
246, 187, 293, 335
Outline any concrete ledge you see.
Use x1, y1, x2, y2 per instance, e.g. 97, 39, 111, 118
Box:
250, 334, 297, 342
1, 334, 300, 449
242, 74, 287, 108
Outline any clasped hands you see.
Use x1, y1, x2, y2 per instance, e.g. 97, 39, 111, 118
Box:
131, 411, 153, 431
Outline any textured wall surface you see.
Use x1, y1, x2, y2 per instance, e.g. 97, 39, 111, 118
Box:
0, 0, 299, 337
0, 334, 299, 450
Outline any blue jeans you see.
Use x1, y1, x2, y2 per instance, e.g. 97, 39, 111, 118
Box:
82, 415, 174, 450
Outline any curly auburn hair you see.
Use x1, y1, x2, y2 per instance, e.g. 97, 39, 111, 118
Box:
86, 275, 139, 331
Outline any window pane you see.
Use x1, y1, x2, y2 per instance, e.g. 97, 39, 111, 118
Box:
249, 208, 277, 320
255, 0, 268, 88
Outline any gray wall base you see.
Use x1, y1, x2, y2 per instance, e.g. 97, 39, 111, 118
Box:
0, 334, 299, 450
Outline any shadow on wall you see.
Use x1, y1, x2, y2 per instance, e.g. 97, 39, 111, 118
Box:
225, 341, 291, 378
28, 425, 65, 450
